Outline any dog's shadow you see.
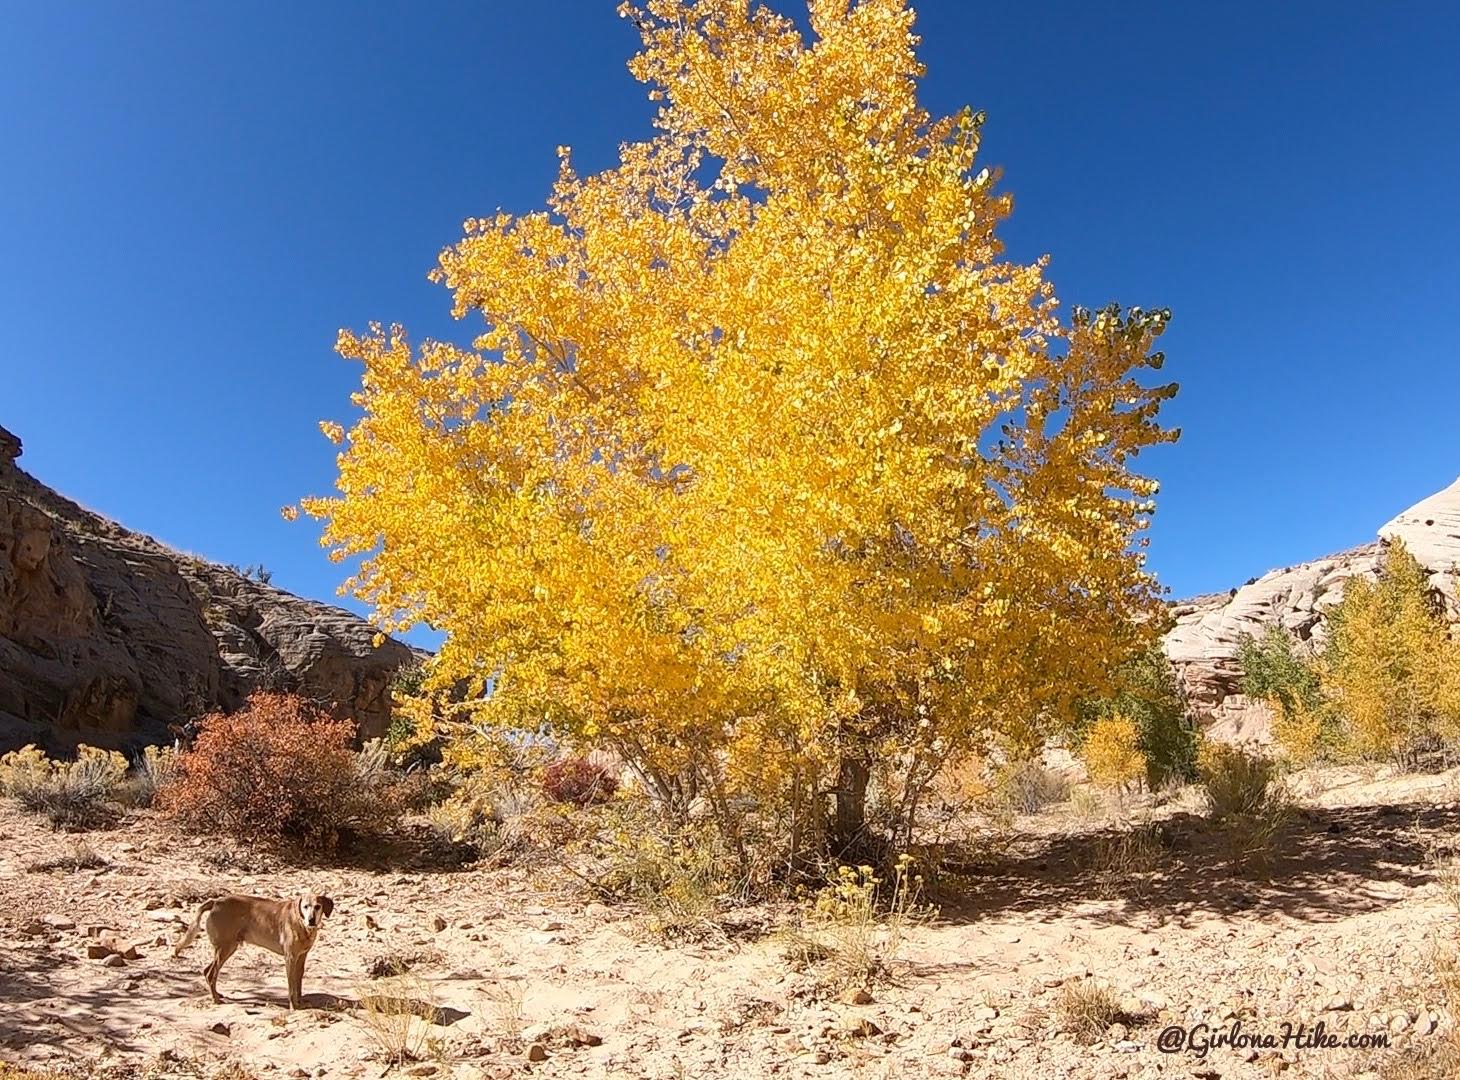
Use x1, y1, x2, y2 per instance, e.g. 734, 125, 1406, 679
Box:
304, 990, 469, 1027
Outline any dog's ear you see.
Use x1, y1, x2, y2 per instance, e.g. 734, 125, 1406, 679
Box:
320, 895, 334, 918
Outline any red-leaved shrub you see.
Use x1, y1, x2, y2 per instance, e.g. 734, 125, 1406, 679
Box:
542, 755, 618, 806
160, 692, 370, 850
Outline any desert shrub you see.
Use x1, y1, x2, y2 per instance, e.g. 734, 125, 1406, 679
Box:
1077, 645, 1199, 788
0, 744, 127, 829
592, 806, 731, 940
1069, 785, 1110, 822
782, 854, 930, 991
995, 756, 1070, 815
1197, 741, 1292, 876
1054, 978, 1125, 1043
160, 692, 386, 851
542, 754, 618, 806
126, 743, 180, 807
424, 782, 506, 861
1081, 713, 1147, 790
1198, 741, 1281, 819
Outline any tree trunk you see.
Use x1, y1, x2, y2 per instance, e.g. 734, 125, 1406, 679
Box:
831, 750, 871, 858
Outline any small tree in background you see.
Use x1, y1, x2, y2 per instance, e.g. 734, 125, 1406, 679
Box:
1077, 645, 1198, 789
1237, 627, 1330, 763
1320, 540, 1460, 762
1242, 543, 1460, 766
1081, 713, 1146, 790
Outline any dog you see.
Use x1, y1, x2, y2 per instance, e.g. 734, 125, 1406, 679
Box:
174, 893, 334, 1009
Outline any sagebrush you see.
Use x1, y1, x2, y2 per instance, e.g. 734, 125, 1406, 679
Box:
0, 744, 127, 829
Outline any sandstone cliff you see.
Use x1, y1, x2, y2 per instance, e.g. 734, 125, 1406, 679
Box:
0, 425, 418, 753
1163, 478, 1460, 741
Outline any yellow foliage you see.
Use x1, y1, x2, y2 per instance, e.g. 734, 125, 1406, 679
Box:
1270, 695, 1328, 766
299, 0, 1178, 848
0, 744, 127, 792
1321, 540, 1460, 760
1081, 713, 1145, 789
0, 744, 50, 790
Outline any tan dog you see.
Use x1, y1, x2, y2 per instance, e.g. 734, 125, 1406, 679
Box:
174, 893, 334, 1009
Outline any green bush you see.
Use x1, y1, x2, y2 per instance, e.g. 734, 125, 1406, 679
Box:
1077, 645, 1199, 788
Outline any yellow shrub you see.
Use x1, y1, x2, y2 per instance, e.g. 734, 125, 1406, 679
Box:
1271, 696, 1328, 765
0, 743, 128, 828
1082, 713, 1146, 789
0, 744, 50, 791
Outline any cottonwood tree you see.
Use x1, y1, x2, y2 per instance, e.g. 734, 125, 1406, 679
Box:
301, 0, 1178, 862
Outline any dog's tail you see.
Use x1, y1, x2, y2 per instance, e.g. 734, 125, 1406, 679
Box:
172, 898, 215, 956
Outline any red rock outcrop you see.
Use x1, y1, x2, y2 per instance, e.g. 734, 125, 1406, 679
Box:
0, 424, 418, 752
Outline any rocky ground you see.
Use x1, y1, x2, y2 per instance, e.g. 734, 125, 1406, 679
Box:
2, 767, 1458, 1079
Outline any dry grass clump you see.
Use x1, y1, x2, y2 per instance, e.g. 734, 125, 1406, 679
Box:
423, 774, 507, 863
997, 757, 1071, 815
1197, 741, 1292, 877
1376, 1038, 1460, 1080
1054, 978, 1124, 1043
1373, 828, 1460, 1077
483, 977, 528, 1050
1088, 821, 1165, 897
593, 810, 729, 941
25, 837, 109, 873
0, 744, 127, 829
354, 966, 440, 1066
0, 1064, 73, 1079
125, 744, 180, 807
781, 855, 932, 992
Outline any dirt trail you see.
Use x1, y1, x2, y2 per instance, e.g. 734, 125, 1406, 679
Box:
1, 768, 1455, 1079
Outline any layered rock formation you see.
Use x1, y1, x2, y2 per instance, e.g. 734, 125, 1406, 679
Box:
0, 425, 419, 752
1163, 478, 1460, 741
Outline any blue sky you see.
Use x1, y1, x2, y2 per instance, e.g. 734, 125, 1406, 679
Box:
3, 2, 1458, 647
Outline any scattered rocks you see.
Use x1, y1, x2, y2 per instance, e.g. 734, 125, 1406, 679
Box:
525, 1042, 548, 1062
841, 1016, 882, 1039
839, 987, 874, 1005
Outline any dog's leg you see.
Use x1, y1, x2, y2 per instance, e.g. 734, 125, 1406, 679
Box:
286, 954, 304, 1010
206, 940, 239, 1003
203, 953, 221, 1003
